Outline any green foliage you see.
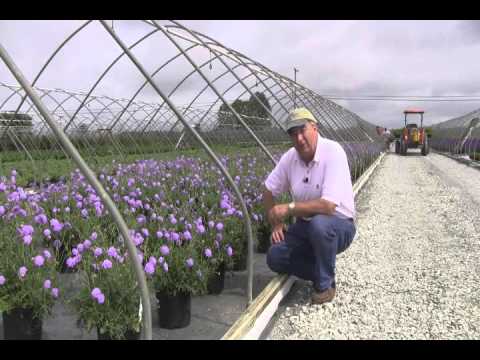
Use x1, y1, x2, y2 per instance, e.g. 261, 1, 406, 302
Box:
69, 251, 142, 340
0, 194, 59, 319
217, 92, 272, 130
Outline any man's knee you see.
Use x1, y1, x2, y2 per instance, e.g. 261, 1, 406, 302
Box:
309, 215, 337, 240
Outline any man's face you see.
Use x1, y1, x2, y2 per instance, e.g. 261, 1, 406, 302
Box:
288, 121, 318, 158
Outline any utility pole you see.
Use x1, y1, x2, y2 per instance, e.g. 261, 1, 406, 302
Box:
293, 67, 299, 108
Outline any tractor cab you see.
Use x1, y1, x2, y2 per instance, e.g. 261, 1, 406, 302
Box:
395, 109, 429, 156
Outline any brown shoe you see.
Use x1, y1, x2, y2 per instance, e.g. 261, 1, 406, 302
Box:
311, 287, 336, 305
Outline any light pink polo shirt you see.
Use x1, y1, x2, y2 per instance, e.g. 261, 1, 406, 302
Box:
265, 136, 355, 219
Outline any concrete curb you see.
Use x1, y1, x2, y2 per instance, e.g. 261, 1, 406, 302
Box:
433, 150, 480, 171
221, 152, 387, 340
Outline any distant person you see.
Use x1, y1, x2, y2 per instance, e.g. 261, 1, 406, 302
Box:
263, 107, 356, 305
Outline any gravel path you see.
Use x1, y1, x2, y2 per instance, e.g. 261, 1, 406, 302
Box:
266, 150, 480, 339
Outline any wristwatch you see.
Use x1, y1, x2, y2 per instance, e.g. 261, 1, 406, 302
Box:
288, 202, 295, 214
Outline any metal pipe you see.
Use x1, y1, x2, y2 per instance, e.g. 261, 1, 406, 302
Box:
100, 20, 256, 306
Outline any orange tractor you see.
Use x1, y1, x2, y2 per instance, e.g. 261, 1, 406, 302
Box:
395, 109, 429, 156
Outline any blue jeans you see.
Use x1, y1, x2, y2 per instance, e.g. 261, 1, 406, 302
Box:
266, 214, 356, 292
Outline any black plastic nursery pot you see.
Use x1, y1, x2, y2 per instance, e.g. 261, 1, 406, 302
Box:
207, 262, 226, 295
156, 291, 191, 329
2, 308, 42, 340
96, 328, 141, 340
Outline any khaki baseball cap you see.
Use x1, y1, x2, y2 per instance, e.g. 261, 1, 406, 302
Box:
286, 107, 318, 132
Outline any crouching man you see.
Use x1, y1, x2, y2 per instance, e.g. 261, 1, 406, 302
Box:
264, 107, 356, 305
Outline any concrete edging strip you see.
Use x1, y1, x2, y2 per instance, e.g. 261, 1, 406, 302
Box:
221, 151, 387, 340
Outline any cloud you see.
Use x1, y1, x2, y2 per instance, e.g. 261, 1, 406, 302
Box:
1, 20, 480, 131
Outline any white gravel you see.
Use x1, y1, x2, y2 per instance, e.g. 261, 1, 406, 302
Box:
266, 150, 480, 339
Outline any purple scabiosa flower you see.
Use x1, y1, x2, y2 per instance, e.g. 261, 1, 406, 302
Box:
43, 279, 52, 289
0, 275, 5, 285
226, 246, 233, 257
171, 232, 180, 243
18, 266, 28, 278
34, 214, 48, 225
76, 201, 83, 209
204, 248, 213, 258
0, 183, 6, 192
43, 228, 51, 238
156, 230, 163, 239
18, 224, 34, 237
216, 233, 223, 242
183, 231, 192, 241
81, 208, 89, 218
148, 256, 157, 266
101, 259, 113, 270
33, 255, 45, 267
91, 288, 102, 299
136, 215, 146, 225
66, 257, 77, 268
169, 216, 177, 225
23, 235, 33, 246
162, 262, 169, 272
93, 247, 103, 257
196, 224, 206, 235
133, 233, 144, 246
51, 288, 59, 299
0, 206, 5, 216
43, 250, 52, 260
208, 220, 215, 229
163, 231, 171, 242
97, 293, 105, 304
215, 222, 224, 232
141, 228, 149, 237
72, 248, 79, 256
77, 243, 85, 253
83, 239, 92, 249
90, 232, 98, 241
185, 258, 194, 268
157, 256, 164, 264
253, 214, 259, 222
160, 245, 170, 256
107, 247, 118, 258
144, 262, 155, 275
50, 219, 63, 232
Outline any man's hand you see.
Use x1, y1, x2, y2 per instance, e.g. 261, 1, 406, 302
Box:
271, 223, 286, 244
268, 203, 289, 225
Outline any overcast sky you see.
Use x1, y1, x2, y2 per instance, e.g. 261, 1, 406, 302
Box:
1, 20, 480, 129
